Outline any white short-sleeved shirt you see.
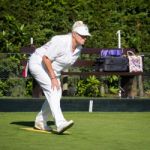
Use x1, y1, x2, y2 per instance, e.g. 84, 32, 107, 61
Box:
35, 33, 82, 77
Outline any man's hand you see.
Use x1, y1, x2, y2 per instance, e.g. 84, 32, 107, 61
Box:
42, 55, 60, 90
51, 78, 60, 90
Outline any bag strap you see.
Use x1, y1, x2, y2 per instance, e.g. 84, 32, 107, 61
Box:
127, 51, 135, 56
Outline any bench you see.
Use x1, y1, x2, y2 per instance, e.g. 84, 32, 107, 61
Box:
62, 48, 143, 98
21, 46, 144, 98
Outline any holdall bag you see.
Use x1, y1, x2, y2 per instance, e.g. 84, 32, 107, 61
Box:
127, 51, 143, 72
103, 56, 128, 72
94, 56, 128, 72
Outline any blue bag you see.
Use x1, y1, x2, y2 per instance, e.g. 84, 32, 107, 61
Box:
101, 49, 123, 57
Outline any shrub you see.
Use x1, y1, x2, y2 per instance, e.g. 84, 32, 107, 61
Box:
76, 76, 101, 97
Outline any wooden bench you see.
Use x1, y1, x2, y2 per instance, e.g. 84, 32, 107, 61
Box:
21, 46, 143, 98
61, 48, 143, 98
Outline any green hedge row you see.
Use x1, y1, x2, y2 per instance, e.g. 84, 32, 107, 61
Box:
0, 0, 149, 97
0, 0, 149, 52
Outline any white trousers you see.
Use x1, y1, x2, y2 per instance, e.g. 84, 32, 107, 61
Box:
28, 54, 66, 127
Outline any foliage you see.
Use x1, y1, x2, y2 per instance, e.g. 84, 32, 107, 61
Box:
0, 54, 32, 97
144, 79, 150, 90
0, 15, 28, 53
0, 0, 149, 51
25, 78, 33, 96
0, 55, 20, 79
76, 76, 101, 97
0, 0, 149, 97
105, 75, 120, 94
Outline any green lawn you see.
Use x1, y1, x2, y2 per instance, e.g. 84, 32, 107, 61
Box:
0, 112, 150, 150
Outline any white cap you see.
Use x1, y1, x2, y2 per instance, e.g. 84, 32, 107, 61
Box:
72, 21, 91, 36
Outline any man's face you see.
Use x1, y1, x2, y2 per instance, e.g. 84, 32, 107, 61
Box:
73, 32, 87, 45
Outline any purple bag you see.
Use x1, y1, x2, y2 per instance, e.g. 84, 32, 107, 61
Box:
101, 49, 123, 57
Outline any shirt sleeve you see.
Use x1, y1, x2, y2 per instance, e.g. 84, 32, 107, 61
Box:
44, 36, 61, 61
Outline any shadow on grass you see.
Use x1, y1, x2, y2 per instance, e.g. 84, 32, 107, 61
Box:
10, 121, 55, 127
10, 121, 70, 135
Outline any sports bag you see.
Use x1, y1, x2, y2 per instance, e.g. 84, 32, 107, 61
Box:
103, 57, 128, 72
101, 49, 123, 57
94, 56, 128, 72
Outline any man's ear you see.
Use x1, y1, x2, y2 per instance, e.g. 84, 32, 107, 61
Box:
72, 32, 76, 38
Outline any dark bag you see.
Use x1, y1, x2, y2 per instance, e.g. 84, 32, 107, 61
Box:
94, 56, 128, 72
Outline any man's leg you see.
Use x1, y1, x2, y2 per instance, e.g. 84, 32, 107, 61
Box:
35, 100, 52, 123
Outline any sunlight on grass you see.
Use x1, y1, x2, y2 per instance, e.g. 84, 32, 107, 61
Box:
0, 112, 150, 150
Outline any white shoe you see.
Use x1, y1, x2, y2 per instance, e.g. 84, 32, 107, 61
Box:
57, 120, 74, 134
34, 122, 52, 131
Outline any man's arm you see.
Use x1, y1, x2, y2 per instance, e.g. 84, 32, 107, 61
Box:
42, 55, 60, 90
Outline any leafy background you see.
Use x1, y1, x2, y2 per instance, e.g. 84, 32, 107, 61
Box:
0, 0, 149, 52
0, 0, 149, 97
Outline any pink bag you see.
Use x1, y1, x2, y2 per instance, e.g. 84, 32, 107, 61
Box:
127, 51, 143, 72
22, 61, 29, 78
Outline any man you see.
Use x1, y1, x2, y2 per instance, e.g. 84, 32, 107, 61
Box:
28, 21, 91, 134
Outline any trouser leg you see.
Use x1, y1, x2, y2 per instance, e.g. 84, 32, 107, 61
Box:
29, 62, 66, 127
43, 87, 66, 127
36, 81, 66, 127
35, 100, 52, 124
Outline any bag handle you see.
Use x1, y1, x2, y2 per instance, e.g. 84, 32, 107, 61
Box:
127, 51, 135, 56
